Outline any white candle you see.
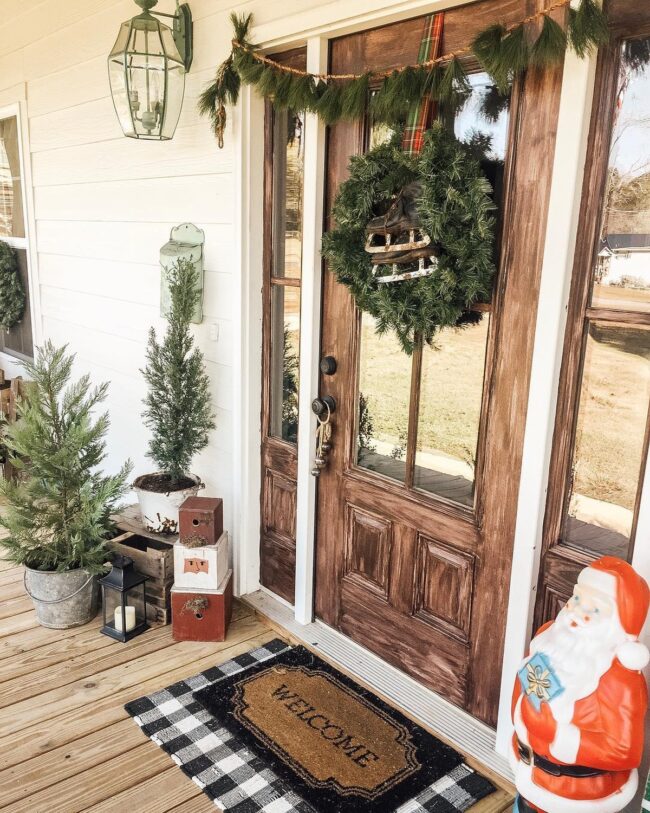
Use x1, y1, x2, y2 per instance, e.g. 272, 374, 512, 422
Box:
114, 605, 136, 633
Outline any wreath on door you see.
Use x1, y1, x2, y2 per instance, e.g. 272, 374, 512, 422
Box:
321, 124, 496, 354
0, 241, 25, 332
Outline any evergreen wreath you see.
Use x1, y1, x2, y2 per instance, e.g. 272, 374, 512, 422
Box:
0, 240, 25, 331
321, 125, 496, 354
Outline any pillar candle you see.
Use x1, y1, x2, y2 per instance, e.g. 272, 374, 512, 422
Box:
114, 605, 136, 632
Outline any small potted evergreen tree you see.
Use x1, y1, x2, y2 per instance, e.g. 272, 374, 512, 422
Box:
0, 342, 132, 629
133, 258, 215, 534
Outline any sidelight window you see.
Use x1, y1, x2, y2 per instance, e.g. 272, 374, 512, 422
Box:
560, 39, 650, 559
356, 72, 509, 510
267, 109, 304, 444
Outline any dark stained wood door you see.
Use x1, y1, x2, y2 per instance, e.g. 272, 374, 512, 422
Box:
315, 1, 564, 727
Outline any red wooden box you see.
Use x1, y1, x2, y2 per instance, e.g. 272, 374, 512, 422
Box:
179, 496, 223, 548
171, 570, 232, 642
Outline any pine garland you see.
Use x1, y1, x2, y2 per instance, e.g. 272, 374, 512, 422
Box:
199, 0, 609, 146
321, 126, 496, 354
0, 240, 25, 331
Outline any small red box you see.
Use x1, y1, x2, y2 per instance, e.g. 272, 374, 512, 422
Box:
171, 570, 232, 642
179, 496, 223, 547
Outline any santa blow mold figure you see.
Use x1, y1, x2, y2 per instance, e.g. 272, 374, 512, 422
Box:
511, 557, 650, 813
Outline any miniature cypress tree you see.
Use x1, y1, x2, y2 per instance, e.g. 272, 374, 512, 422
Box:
0, 240, 25, 331
0, 342, 132, 573
141, 259, 215, 488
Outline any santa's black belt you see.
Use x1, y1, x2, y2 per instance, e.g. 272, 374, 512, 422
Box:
517, 739, 606, 778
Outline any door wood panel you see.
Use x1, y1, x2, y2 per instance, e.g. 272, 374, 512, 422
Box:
315, 1, 563, 726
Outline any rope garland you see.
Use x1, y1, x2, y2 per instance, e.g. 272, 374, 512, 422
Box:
199, 0, 608, 147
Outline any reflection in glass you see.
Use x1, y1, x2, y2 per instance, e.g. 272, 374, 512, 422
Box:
0, 117, 24, 239
357, 312, 411, 483
564, 322, 650, 558
269, 286, 301, 444
272, 110, 304, 279
414, 318, 489, 506
592, 37, 650, 313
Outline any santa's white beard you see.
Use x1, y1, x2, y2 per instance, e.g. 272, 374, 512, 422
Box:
530, 609, 629, 722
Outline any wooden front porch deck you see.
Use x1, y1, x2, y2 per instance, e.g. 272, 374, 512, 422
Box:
0, 554, 513, 812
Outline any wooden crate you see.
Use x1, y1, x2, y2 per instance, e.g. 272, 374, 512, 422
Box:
107, 531, 174, 624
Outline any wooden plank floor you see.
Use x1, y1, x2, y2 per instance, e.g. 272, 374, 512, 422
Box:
0, 554, 512, 812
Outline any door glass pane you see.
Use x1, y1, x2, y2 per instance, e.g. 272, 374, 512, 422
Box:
0, 117, 25, 239
272, 110, 304, 279
564, 321, 650, 558
356, 312, 411, 483
269, 285, 301, 444
414, 316, 489, 506
592, 38, 650, 313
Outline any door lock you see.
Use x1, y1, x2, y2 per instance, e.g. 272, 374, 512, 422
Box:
319, 356, 337, 375
311, 396, 335, 477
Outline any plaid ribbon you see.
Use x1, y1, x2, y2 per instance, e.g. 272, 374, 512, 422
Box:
401, 13, 444, 156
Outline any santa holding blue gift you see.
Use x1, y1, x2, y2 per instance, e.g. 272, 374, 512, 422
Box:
511, 556, 649, 813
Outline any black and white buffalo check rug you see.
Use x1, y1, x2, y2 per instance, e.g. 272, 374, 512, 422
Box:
125, 639, 495, 812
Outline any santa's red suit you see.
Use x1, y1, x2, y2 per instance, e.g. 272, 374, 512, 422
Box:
511, 557, 650, 813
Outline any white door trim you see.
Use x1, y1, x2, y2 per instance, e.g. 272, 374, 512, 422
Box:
294, 37, 329, 625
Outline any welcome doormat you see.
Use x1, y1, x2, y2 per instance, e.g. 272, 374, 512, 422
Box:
125, 639, 495, 812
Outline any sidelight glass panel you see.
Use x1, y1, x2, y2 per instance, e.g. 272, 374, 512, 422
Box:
0, 117, 24, 239
564, 322, 650, 558
414, 317, 490, 506
591, 37, 650, 313
269, 285, 301, 444
356, 312, 411, 483
272, 110, 304, 279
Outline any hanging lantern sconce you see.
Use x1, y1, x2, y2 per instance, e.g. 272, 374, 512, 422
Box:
108, 0, 193, 140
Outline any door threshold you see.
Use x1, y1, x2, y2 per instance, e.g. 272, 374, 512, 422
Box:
243, 589, 514, 783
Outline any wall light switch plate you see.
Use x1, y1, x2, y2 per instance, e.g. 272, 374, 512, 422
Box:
209, 323, 219, 341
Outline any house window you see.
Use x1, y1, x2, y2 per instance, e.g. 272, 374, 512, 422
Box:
562, 39, 650, 560
0, 113, 33, 359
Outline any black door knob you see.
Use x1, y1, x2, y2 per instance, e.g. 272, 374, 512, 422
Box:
311, 395, 336, 416
320, 356, 337, 375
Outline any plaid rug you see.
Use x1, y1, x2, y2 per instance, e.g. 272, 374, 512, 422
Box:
125, 639, 495, 812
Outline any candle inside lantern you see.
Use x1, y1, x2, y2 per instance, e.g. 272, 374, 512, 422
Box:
114, 605, 136, 632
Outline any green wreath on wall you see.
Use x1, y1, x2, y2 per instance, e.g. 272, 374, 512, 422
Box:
321, 125, 496, 354
0, 241, 25, 332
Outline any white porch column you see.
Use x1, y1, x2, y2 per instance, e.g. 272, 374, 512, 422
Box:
495, 45, 599, 753
294, 37, 328, 624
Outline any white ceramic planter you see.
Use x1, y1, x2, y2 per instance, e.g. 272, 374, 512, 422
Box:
133, 473, 203, 535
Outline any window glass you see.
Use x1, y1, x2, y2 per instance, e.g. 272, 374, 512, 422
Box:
564, 322, 650, 558
592, 38, 650, 313
272, 110, 304, 279
269, 285, 300, 444
0, 117, 24, 239
414, 317, 490, 506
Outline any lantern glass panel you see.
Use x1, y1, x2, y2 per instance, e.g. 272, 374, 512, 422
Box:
108, 15, 186, 141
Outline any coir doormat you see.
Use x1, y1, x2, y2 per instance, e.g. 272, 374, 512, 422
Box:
126, 639, 495, 812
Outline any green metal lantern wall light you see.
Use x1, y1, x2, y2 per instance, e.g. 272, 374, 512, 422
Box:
108, 0, 193, 140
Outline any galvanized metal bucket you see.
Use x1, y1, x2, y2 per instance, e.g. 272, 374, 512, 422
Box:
24, 566, 99, 629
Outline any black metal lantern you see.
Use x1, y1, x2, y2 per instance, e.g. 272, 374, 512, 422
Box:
108, 0, 193, 140
100, 555, 149, 642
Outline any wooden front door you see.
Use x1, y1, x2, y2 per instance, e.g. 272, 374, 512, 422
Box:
314, 2, 564, 727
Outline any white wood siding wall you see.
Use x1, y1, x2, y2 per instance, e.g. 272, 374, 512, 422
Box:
0, 0, 329, 538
